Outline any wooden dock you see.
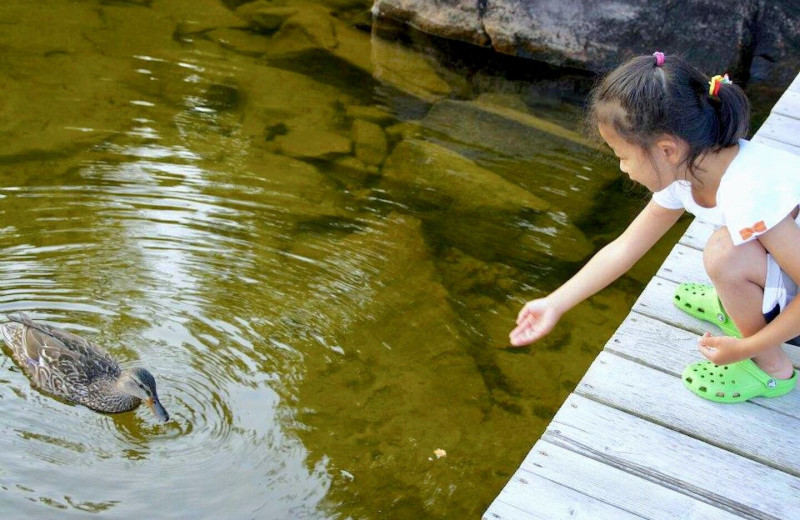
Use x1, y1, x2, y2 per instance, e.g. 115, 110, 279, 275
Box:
483, 74, 800, 520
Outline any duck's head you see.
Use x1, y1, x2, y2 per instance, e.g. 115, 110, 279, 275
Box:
119, 368, 169, 422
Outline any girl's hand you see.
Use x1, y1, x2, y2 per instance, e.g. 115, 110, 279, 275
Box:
698, 332, 750, 365
509, 298, 561, 346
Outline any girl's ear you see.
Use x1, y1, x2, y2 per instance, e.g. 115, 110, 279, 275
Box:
655, 135, 686, 165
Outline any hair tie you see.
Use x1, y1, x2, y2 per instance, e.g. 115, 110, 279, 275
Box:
708, 73, 732, 97
653, 51, 665, 67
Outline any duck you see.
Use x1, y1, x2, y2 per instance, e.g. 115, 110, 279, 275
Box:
0, 313, 169, 422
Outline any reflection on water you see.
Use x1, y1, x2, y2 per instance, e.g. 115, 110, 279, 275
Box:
0, 0, 684, 518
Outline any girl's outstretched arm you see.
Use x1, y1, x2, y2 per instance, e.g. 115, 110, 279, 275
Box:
510, 200, 684, 346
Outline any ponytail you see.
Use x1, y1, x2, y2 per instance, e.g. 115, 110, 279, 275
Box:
711, 81, 750, 148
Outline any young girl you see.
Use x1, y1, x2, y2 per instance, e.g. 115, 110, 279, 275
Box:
509, 52, 800, 403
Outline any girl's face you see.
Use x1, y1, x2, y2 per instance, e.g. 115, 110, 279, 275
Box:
598, 123, 676, 192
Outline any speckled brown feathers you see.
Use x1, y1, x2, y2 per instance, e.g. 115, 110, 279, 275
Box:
1, 313, 167, 420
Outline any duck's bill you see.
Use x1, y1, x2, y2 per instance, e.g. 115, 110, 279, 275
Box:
147, 398, 170, 422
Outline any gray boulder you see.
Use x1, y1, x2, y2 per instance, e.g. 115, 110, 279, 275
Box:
371, 0, 489, 45
372, 0, 800, 87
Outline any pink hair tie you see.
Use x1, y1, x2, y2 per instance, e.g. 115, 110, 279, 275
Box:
653, 51, 665, 66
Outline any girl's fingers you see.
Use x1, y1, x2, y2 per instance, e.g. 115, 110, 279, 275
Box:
511, 328, 539, 346
516, 305, 532, 324
510, 312, 555, 346
698, 332, 718, 353
509, 316, 538, 345
510, 316, 532, 337
509, 328, 533, 346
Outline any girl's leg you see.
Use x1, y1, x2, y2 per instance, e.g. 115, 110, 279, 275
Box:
703, 227, 794, 378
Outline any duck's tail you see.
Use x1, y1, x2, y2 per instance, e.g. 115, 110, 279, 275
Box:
0, 318, 25, 348
5, 312, 34, 326
4, 313, 61, 340
1, 313, 31, 340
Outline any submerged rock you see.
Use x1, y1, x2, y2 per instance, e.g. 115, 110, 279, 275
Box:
427, 210, 594, 265
381, 139, 550, 214
384, 120, 423, 141
287, 212, 488, 517
415, 95, 623, 226
273, 117, 353, 159
235, 2, 298, 32
237, 64, 355, 151
219, 0, 454, 102
368, 31, 452, 102
282, 3, 339, 49
207, 26, 275, 56
351, 119, 388, 166
422, 98, 602, 156
379, 130, 595, 263
328, 155, 379, 186
345, 104, 395, 125
0, 7, 132, 160
240, 149, 349, 218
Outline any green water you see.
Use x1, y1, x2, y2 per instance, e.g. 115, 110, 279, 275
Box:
0, 1, 692, 518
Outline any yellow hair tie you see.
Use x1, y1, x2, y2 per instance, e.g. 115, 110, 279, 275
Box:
708, 73, 732, 97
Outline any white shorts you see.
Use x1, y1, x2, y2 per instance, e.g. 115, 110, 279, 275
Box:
761, 210, 800, 316
763, 253, 798, 315
763, 253, 800, 346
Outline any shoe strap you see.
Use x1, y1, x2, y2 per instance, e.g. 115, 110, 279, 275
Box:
738, 359, 796, 387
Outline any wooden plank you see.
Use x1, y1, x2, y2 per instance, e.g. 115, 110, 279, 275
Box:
633, 276, 733, 334
656, 243, 708, 285
678, 218, 714, 251
576, 351, 800, 476
631, 276, 800, 366
483, 470, 642, 520
483, 501, 543, 520
542, 394, 800, 520
750, 133, 800, 156
754, 114, 800, 148
521, 438, 746, 520
771, 89, 800, 121
788, 73, 800, 93
606, 312, 800, 415
610, 310, 800, 371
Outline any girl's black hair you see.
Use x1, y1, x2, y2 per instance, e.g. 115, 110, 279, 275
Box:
587, 54, 750, 178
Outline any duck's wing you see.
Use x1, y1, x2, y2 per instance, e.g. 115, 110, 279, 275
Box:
7, 313, 115, 361
0, 318, 93, 397
22, 324, 81, 364
4, 314, 120, 393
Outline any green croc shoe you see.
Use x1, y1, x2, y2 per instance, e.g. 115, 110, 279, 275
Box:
673, 282, 741, 337
682, 359, 798, 403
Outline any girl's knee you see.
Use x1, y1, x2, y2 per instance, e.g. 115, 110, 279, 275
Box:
703, 227, 765, 283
